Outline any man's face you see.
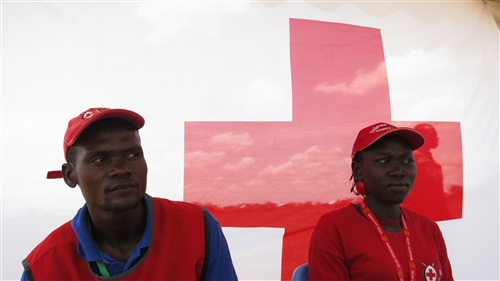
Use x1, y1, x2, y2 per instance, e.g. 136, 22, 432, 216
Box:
355, 135, 417, 205
65, 119, 148, 213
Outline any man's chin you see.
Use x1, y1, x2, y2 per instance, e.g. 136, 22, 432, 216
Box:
103, 198, 142, 212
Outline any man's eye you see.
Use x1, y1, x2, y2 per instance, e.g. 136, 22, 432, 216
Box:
92, 157, 105, 163
377, 159, 388, 163
127, 153, 139, 158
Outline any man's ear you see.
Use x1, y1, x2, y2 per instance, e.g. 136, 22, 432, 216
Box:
62, 163, 77, 188
351, 161, 362, 180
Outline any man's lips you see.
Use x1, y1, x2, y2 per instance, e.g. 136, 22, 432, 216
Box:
107, 183, 138, 192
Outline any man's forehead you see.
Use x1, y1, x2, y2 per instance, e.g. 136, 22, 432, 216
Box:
78, 119, 138, 138
71, 134, 143, 159
73, 126, 140, 150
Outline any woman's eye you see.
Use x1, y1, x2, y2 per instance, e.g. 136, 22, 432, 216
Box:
377, 159, 388, 163
402, 158, 414, 164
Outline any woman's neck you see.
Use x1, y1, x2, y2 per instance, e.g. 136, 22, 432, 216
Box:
365, 196, 401, 220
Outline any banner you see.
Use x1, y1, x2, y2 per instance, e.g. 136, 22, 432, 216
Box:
185, 18, 463, 280
2, 2, 498, 280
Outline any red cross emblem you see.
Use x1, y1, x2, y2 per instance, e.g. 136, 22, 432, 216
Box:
424, 264, 438, 281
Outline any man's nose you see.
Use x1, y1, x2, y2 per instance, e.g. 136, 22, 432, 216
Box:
109, 159, 132, 177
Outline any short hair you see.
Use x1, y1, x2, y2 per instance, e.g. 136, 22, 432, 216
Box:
67, 146, 78, 165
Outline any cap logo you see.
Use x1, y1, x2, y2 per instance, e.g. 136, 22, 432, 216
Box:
370, 123, 395, 134
82, 111, 94, 119
81, 108, 107, 120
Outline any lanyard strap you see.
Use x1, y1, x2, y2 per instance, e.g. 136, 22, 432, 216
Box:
361, 199, 416, 281
96, 260, 111, 277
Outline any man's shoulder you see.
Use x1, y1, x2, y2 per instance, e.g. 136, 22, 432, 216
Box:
26, 220, 77, 262
37, 220, 75, 244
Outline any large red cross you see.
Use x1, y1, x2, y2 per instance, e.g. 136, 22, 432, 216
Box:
184, 18, 462, 280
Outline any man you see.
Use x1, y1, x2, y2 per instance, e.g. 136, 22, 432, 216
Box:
21, 107, 238, 281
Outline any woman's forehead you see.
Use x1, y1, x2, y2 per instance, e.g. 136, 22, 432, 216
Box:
363, 135, 413, 152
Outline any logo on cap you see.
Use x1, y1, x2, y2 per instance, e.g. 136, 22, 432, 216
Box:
369, 123, 395, 134
81, 108, 107, 120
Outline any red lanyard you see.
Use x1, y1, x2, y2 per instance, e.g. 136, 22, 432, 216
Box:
360, 199, 416, 281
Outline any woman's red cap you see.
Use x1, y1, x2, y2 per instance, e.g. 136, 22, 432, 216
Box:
351, 122, 425, 159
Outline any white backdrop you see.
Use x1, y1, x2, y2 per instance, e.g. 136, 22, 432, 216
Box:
1, 1, 498, 280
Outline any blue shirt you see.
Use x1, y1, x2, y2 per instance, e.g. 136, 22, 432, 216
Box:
22, 196, 238, 281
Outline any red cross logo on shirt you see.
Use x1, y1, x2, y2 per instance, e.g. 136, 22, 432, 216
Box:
424, 264, 438, 281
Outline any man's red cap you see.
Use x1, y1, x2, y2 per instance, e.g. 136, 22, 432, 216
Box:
46, 107, 145, 179
351, 122, 425, 159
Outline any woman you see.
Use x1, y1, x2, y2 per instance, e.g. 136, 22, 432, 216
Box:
308, 122, 454, 281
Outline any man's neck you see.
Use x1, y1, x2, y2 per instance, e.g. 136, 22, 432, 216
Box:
88, 201, 147, 262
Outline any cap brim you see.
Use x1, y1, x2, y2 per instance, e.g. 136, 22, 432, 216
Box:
90, 109, 145, 130
47, 170, 63, 179
358, 128, 425, 155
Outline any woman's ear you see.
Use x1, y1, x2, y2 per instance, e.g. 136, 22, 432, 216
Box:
351, 160, 362, 180
62, 163, 77, 188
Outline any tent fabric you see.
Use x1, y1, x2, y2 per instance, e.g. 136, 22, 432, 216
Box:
486, 0, 500, 28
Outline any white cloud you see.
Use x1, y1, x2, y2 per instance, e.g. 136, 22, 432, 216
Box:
209, 132, 254, 152
315, 62, 387, 95
185, 149, 226, 168
258, 145, 348, 179
223, 157, 256, 171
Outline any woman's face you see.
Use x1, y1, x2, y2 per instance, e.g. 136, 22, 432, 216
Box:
353, 135, 417, 205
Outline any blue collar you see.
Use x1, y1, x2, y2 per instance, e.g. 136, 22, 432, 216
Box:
71, 196, 153, 264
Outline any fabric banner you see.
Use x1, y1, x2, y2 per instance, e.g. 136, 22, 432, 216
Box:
185, 19, 463, 280
2, 2, 498, 280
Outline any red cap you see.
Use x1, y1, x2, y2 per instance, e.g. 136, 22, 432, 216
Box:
351, 122, 425, 159
47, 107, 145, 179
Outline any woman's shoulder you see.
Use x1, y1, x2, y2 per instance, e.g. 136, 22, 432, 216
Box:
311, 203, 364, 240
316, 204, 359, 225
402, 206, 440, 228
401, 207, 448, 246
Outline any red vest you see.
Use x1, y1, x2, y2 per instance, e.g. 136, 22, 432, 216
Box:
23, 196, 208, 281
